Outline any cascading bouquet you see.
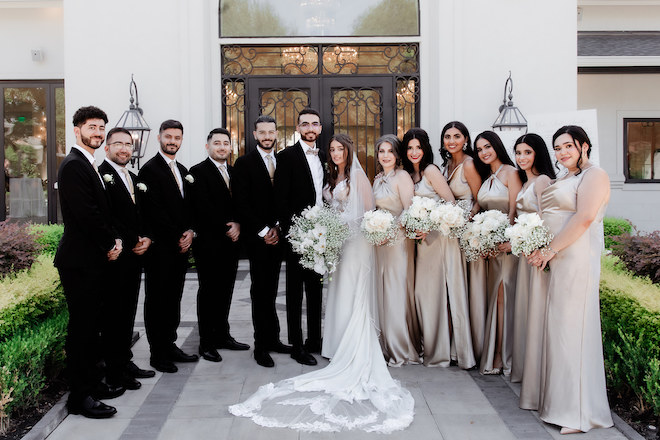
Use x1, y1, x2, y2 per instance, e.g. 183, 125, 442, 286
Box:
287, 205, 350, 275
504, 212, 554, 257
430, 199, 472, 238
460, 209, 510, 261
361, 208, 399, 246
399, 196, 439, 239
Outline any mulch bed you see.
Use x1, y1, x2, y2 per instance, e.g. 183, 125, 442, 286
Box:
609, 388, 659, 440
2, 379, 67, 440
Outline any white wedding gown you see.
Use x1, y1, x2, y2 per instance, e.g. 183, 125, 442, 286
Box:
229, 161, 414, 434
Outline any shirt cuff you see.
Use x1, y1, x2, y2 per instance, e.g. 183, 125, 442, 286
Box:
258, 226, 269, 238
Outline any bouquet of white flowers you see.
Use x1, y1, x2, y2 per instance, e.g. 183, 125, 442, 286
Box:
400, 196, 439, 239
460, 209, 510, 261
287, 205, 350, 275
361, 208, 399, 246
504, 212, 554, 257
430, 199, 471, 238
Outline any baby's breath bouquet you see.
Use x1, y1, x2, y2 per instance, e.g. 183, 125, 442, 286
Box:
287, 205, 349, 275
361, 208, 399, 246
430, 199, 471, 238
460, 209, 510, 261
504, 213, 554, 257
400, 196, 439, 239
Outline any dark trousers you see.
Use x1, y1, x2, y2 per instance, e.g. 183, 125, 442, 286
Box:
285, 249, 322, 348
194, 241, 239, 348
143, 246, 188, 359
101, 256, 142, 382
58, 266, 107, 404
246, 237, 283, 350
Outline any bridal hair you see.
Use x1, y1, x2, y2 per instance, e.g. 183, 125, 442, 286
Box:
513, 133, 557, 183
439, 121, 473, 168
552, 125, 592, 176
473, 130, 515, 182
326, 133, 354, 195
401, 128, 434, 174
375, 134, 402, 174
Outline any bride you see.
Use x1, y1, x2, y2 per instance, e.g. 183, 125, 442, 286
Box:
229, 133, 414, 433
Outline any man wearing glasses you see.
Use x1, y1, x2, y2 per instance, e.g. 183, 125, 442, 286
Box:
275, 107, 326, 366
98, 127, 155, 391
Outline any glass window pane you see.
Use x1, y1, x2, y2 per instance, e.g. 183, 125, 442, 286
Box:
223, 80, 246, 164
396, 78, 418, 139
223, 46, 319, 76
55, 86, 66, 223
626, 120, 659, 181
259, 89, 310, 152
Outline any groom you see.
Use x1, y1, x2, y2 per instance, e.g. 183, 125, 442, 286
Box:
275, 107, 326, 366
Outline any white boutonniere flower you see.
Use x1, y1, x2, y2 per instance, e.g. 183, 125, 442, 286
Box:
136, 182, 147, 192
102, 174, 114, 184
185, 174, 194, 184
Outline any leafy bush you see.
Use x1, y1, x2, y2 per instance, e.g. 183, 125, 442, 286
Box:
611, 230, 660, 284
603, 217, 632, 249
0, 221, 42, 277
0, 255, 64, 342
30, 223, 64, 256
601, 255, 660, 313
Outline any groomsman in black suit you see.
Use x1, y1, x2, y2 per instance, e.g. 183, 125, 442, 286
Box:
275, 107, 326, 366
138, 120, 198, 373
55, 106, 123, 418
232, 115, 291, 367
189, 128, 249, 362
98, 127, 155, 390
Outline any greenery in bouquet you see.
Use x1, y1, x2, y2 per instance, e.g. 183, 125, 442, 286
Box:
361, 208, 399, 246
287, 205, 349, 275
399, 196, 438, 239
504, 213, 554, 257
460, 209, 509, 262
430, 199, 471, 238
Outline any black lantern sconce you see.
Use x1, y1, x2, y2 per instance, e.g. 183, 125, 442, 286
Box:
115, 74, 151, 168
492, 72, 528, 132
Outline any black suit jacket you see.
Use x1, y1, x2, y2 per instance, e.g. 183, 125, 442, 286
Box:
189, 157, 237, 255
137, 153, 191, 254
274, 141, 326, 234
54, 148, 116, 269
232, 148, 278, 238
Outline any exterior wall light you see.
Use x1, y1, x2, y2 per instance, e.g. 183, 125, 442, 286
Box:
492, 71, 527, 132
115, 74, 151, 168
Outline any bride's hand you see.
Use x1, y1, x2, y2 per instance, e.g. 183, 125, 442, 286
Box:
415, 231, 427, 242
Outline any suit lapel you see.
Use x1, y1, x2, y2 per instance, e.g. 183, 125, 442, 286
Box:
205, 157, 230, 193
155, 153, 184, 200
100, 162, 133, 203
294, 141, 316, 198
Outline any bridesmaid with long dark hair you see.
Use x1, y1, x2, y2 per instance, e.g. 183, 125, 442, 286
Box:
528, 126, 612, 434
474, 130, 522, 375
401, 128, 475, 369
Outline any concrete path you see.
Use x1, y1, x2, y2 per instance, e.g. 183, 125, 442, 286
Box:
45, 261, 628, 440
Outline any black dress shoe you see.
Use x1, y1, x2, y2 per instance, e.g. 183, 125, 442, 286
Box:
254, 349, 274, 368
108, 377, 141, 391
150, 358, 178, 373
125, 361, 156, 379
291, 348, 317, 366
90, 383, 126, 400
303, 339, 322, 354
68, 396, 116, 419
218, 337, 250, 351
268, 341, 293, 354
169, 346, 199, 363
199, 346, 222, 362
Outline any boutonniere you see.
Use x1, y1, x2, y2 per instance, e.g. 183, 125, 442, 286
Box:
324, 162, 330, 174
102, 174, 114, 184
136, 182, 147, 192
184, 174, 195, 184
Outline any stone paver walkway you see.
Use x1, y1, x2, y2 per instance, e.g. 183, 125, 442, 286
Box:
44, 261, 628, 440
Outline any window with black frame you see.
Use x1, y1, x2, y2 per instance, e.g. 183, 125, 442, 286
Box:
624, 118, 660, 182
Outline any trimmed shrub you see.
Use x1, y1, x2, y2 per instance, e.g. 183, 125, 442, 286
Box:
30, 224, 64, 256
603, 217, 632, 249
0, 221, 42, 276
612, 230, 660, 284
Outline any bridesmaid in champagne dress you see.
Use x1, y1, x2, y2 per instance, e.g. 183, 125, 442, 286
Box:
440, 121, 487, 363
528, 126, 613, 434
474, 131, 522, 375
373, 134, 421, 366
402, 128, 475, 369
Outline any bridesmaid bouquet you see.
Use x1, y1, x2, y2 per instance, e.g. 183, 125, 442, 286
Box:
430, 199, 471, 238
460, 209, 510, 261
288, 205, 350, 275
504, 213, 554, 257
400, 196, 439, 239
361, 208, 399, 246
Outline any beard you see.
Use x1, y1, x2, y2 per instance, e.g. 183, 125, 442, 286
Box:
160, 141, 180, 155
301, 131, 318, 143
257, 139, 276, 151
81, 133, 104, 150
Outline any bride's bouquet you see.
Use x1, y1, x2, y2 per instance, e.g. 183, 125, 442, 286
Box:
399, 196, 439, 239
460, 209, 510, 261
287, 205, 350, 275
361, 208, 399, 246
504, 213, 554, 257
430, 199, 471, 238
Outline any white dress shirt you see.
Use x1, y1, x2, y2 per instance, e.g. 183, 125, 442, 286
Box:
301, 141, 324, 207
104, 158, 133, 195
257, 146, 277, 238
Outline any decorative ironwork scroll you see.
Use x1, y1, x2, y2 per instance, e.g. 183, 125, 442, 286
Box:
260, 88, 310, 152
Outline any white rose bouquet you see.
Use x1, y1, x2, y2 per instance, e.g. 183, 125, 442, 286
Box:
399, 196, 439, 239
460, 209, 510, 261
504, 213, 554, 257
361, 208, 399, 246
430, 199, 471, 238
287, 205, 349, 275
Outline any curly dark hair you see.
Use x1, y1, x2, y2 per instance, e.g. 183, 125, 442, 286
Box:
551, 125, 592, 176
72, 106, 108, 127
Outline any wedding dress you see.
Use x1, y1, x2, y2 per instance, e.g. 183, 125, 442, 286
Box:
229, 157, 415, 433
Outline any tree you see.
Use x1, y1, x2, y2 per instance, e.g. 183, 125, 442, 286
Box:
220, 0, 288, 37
352, 0, 418, 36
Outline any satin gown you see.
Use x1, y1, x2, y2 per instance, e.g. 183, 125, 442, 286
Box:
373, 170, 421, 366
447, 163, 488, 363
538, 167, 613, 431
476, 166, 518, 375
414, 175, 475, 368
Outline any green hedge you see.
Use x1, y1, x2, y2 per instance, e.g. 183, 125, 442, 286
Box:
30, 224, 64, 256
603, 217, 633, 250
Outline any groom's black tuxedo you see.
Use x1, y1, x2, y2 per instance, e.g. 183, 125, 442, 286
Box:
275, 141, 326, 350
232, 148, 283, 350
138, 152, 192, 361
189, 157, 240, 348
